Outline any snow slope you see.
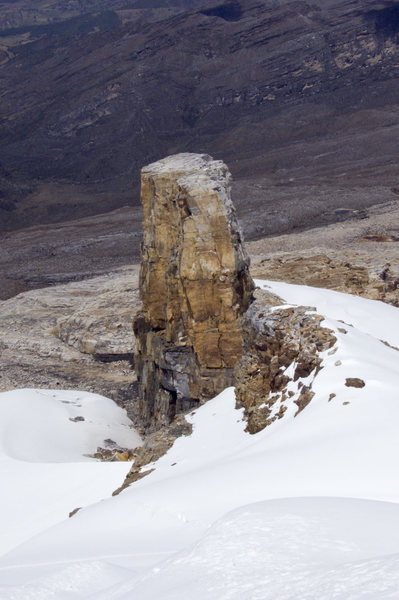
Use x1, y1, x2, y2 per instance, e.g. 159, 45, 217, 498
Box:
0, 281, 398, 599
0, 389, 141, 556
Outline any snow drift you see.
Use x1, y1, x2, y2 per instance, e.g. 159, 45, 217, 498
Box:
0, 280, 398, 599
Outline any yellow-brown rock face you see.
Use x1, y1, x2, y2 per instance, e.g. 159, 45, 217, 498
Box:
134, 153, 254, 430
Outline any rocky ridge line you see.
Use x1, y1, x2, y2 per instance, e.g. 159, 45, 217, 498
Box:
234, 287, 337, 434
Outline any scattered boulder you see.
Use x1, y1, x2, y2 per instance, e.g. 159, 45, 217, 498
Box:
87, 447, 135, 462
345, 378, 366, 388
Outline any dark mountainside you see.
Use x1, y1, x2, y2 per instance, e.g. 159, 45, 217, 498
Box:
1, 0, 399, 296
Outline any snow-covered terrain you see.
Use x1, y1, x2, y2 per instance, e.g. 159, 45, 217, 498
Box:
0, 390, 141, 558
0, 280, 399, 599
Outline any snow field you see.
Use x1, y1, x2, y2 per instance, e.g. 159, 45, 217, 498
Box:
0, 389, 141, 556
0, 280, 398, 599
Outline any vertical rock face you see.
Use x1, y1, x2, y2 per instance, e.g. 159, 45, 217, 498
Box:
134, 153, 254, 431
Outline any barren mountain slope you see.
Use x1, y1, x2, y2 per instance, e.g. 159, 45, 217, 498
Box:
1, 0, 399, 236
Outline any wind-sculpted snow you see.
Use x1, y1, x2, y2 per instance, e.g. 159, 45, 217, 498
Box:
0, 389, 141, 463
113, 498, 399, 600
0, 281, 399, 598
0, 389, 141, 556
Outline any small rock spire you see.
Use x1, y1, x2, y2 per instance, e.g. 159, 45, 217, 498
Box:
133, 153, 254, 430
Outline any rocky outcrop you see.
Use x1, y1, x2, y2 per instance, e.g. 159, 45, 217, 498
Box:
0, 266, 141, 420
234, 287, 336, 434
134, 153, 254, 431
53, 277, 139, 362
113, 415, 192, 495
251, 253, 399, 307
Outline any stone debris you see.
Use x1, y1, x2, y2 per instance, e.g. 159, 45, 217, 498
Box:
86, 447, 135, 462
113, 415, 192, 494
85, 437, 139, 462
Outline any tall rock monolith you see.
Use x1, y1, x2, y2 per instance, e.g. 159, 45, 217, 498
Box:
134, 153, 254, 430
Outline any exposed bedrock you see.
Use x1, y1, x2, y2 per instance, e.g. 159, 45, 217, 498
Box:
133, 153, 254, 431
234, 288, 337, 434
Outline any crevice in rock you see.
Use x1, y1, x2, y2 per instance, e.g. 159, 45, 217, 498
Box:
93, 352, 134, 364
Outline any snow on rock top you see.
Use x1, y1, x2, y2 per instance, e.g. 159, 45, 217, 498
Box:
257, 279, 399, 348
